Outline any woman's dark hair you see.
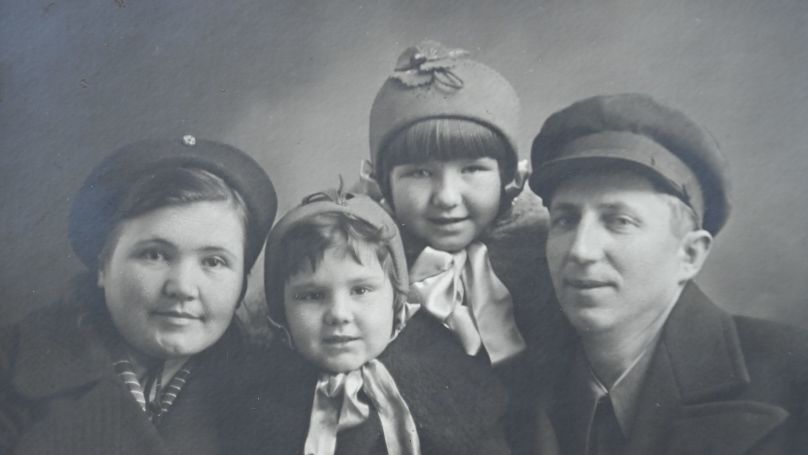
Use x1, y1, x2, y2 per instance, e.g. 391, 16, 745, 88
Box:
98, 166, 249, 267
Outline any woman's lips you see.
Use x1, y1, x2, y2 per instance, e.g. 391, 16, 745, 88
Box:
322, 335, 360, 345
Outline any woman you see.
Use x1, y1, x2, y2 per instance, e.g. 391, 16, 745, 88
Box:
0, 136, 276, 455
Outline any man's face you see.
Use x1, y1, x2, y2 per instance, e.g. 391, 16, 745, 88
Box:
546, 169, 693, 337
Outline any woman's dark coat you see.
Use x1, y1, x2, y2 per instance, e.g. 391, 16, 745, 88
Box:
0, 283, 247, 455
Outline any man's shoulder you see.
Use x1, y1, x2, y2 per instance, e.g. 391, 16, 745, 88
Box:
733, 315, 808, 377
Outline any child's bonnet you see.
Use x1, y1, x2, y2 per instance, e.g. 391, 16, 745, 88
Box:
264, 189, 421, 455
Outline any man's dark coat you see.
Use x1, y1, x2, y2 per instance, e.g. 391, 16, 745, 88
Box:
531, 283, 808, 455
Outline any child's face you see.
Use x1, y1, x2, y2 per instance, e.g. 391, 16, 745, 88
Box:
389, 157, 502, 252
283, 244, 395, 373
98, 201, 246, 360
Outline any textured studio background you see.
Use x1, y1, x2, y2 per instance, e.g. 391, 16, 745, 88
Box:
2, 0, 807, 330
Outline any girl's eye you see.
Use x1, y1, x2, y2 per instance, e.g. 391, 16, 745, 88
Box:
294, 291, 324, 301
351, 286, 372, 296
462, 165, 486, 174
202, 256, 228, 268
405, 168, 431, 178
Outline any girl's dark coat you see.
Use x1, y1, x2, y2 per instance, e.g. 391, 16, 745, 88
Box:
226, 311, 511, 455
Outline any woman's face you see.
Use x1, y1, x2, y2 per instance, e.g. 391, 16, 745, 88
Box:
98, 201, 246, 360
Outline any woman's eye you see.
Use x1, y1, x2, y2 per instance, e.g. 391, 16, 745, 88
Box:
138, 248, 167, 261
202, 256, 228, 268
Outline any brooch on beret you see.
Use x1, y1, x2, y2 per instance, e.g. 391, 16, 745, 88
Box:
391, 40, 469, 89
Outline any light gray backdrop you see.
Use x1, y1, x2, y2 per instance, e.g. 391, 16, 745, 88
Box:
2, 0, 807, 329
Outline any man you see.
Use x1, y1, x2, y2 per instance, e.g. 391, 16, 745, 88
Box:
527, 93, 808, 454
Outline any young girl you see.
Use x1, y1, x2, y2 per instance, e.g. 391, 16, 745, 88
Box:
360, 40, 575, 452
0, 136, 276, 455
228, 189, 509, 455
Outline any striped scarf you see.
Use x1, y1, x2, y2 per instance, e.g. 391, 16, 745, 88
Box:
113, 357, 194, 425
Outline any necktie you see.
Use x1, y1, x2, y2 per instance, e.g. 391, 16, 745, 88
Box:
587, 395, 627, 455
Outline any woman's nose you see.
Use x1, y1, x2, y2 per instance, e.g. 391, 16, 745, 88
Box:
163, 260, 199, 301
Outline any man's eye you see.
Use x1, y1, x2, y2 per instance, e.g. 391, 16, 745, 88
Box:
606, 214, 638, 230
550, 215, 576, 229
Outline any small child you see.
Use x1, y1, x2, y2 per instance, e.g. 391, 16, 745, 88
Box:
361, 40, 571, 380
229, 190, 510, 455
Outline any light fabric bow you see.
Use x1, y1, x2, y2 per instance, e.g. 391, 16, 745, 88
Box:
408, 243, 526, 364
304, 359, 421, 455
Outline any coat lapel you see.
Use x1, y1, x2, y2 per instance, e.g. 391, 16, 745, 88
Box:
11, 306, 172, 455
626, 283, 789, 455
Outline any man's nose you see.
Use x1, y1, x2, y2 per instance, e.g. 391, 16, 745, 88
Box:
567, 218, 604, 264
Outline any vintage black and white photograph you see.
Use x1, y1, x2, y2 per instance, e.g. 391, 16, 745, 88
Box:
2, 1, 807, 453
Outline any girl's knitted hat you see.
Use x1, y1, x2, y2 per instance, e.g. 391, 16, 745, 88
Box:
368, 40, 521, 178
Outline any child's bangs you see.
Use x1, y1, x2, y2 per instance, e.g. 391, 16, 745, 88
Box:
380, 118, 515, 176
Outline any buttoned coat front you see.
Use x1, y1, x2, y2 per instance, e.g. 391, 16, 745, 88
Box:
0, 293, 247, 455
529, 283, 808, 455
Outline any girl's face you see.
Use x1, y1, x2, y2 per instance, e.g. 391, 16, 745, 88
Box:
98, 201, 246, 360
389, 157, 502, 252
284, 244, 395, 373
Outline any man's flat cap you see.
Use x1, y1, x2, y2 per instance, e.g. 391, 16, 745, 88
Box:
530, 93, 730, 234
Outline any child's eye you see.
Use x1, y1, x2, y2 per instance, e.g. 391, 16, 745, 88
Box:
404, 168, 431, 178
202, 256, 229, 268
351, 285, 373, 296
461, 164, 488, 174
293, 291, 324, 301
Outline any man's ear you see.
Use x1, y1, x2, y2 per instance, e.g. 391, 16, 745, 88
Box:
679, 229, 713, 282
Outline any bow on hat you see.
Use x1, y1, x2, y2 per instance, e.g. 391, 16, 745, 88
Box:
391, 40, 469, 89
